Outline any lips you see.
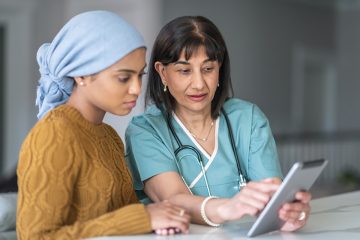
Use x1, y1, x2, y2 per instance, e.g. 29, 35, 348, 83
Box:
188, 93, 207, 102
123, 100, 137, 108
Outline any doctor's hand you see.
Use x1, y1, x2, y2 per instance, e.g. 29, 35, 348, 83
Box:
146, 201, 190, 235
280, 191, 312, 232
216, 178, 281, 222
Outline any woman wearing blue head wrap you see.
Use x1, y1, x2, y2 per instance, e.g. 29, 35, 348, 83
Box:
17, 11, 190, 239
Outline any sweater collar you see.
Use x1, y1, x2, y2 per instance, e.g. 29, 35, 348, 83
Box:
56, 105, 109, 137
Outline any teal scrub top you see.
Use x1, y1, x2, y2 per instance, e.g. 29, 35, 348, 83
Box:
125, 98, 282, 202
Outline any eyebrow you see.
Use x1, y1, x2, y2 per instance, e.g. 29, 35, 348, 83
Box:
173, 60, 190, 65
173, 59, 214, 65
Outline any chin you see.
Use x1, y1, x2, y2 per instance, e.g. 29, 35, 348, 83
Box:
188, 104, 209, 112
111, 108, 132, 116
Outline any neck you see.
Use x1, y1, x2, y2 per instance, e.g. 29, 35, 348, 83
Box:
66, 88, 105, 124
175, 106, 213, 132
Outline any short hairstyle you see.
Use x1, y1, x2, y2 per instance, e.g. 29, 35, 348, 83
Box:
146, 16, 233, 118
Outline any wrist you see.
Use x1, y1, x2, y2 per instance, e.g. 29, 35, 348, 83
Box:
200, 196, 225, 226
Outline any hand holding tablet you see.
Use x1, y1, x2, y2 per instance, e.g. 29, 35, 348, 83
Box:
247, 159, 328, 237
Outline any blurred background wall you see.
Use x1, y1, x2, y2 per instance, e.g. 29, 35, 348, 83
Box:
1, 0, 360, 196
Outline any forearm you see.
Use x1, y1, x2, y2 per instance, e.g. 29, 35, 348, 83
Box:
144, 172, 230, 226
167, 194, 228, 225
17, 203, 151, 239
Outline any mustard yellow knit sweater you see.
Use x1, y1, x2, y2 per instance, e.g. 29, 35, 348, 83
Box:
17, 105, 151, 240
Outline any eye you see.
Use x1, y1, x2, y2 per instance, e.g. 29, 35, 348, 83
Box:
178, 69, 191, 75
118, 75, 131, 83
203, 67, 214, 73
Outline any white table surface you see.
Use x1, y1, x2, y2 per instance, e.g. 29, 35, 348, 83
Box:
87, 190, 360, 240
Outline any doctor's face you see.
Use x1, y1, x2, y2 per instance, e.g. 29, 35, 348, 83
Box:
155, 46, 220, 116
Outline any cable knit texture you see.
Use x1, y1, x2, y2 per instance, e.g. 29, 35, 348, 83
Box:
17, 105, 151, 240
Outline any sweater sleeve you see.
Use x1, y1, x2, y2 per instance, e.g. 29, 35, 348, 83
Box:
17, 120, 152, 240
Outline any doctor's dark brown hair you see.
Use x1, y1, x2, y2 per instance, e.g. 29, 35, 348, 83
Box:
145, 16, 233, 118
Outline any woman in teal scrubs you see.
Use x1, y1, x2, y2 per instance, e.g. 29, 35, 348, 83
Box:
126, 16, 311, 232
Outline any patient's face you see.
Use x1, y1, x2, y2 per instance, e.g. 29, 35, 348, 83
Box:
82, 48, 146, 116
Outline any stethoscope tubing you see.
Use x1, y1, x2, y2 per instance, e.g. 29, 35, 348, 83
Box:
221, 109, 248, 186
166, 108, 248, 194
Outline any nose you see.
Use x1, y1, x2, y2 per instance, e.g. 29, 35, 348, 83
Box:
128, 77, 142, 96
191, 70, 205, 90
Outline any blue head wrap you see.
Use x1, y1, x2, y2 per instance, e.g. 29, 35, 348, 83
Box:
36, 10, 145, 119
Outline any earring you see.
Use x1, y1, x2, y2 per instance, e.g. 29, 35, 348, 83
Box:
217, 83, 220, 87
79, 81, 85, 86
163, 84, 167, 92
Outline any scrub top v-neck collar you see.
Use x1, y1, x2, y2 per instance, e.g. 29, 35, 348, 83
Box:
173, 113, 219, 188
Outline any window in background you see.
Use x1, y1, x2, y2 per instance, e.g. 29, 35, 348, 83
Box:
291, 46, 337, 133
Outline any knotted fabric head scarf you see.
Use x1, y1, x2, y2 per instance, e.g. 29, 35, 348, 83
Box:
36, 10, 145, 119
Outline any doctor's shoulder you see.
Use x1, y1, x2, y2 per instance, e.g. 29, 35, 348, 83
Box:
223, 98, 258, 115
223, 98, 269, 125
126, 104, 166, 136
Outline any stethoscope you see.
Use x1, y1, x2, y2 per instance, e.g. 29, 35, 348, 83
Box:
166, 108, 248, 196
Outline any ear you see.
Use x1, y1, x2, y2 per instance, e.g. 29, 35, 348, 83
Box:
73, 76, 90, 86
154, 61, 167, 84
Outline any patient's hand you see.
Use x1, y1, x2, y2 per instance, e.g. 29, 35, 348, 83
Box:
146, 200, 190, 235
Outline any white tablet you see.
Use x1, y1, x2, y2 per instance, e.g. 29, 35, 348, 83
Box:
247, 159, 328, 237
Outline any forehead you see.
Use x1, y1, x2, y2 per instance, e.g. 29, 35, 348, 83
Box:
178, 46, 210, 62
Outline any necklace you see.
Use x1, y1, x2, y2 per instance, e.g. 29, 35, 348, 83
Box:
189, 121, 214, 142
